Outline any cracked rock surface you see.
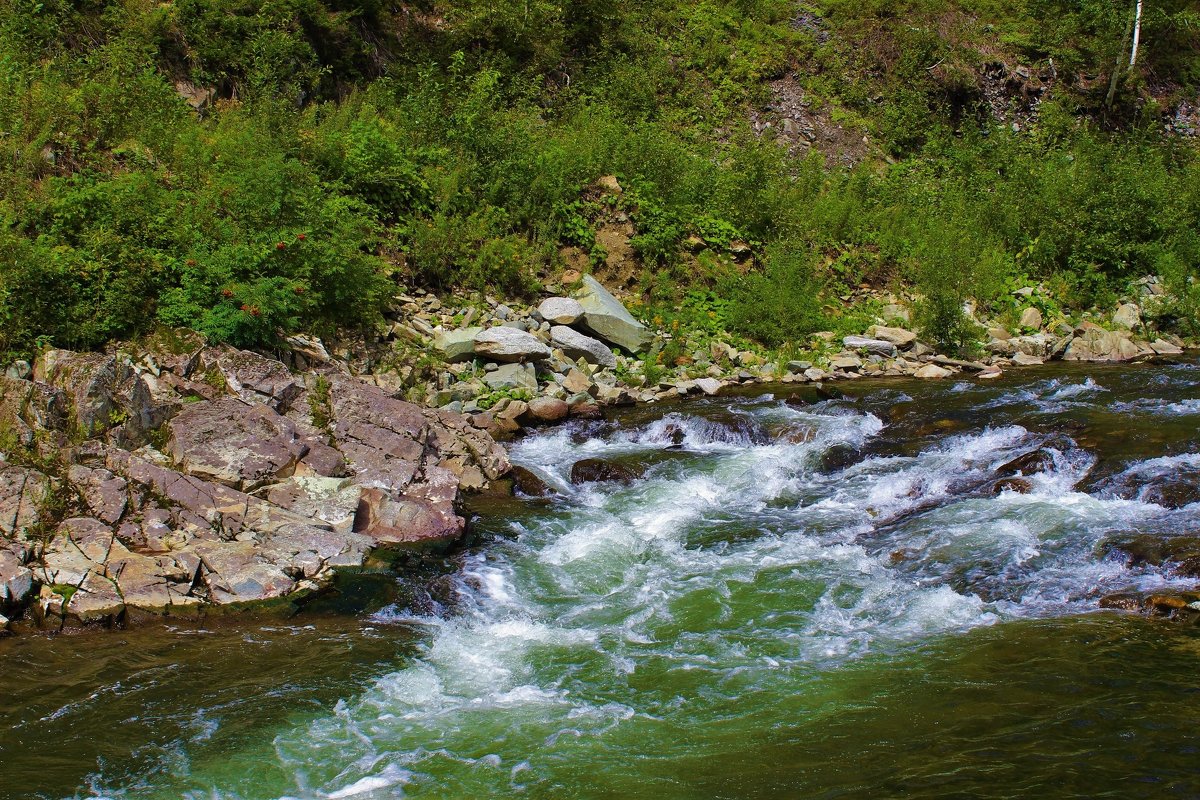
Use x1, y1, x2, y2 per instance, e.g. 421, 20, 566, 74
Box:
0, 337, 509, 633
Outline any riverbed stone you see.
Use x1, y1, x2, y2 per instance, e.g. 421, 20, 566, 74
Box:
433, 327, 484, 363
537, 297, 585, 325
842, 336, 897, 357
570, 458, 645, 484
574, 276, 651, 354
914, 364, 953, 379
550, 326, 617, 368
473, 328, 551, 363
483, 363, 538, 392
525, 397, 569, 423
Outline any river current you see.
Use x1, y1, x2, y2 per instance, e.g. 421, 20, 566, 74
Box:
2, 362, 1199, 799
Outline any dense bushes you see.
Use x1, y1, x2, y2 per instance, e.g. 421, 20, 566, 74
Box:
0, 0, 1196, 359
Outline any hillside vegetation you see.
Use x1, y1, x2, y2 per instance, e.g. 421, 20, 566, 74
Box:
1, 0, 1199, 358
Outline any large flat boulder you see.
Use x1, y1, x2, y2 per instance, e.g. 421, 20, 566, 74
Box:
550, 326, 617, 368
1063, 329, 1143, 362
472, 327, 551, 363
166, 396, 309, 491
433, 327, 483, 363
842, 335, 897, 357
574, 276, 651, 353
483, 363, 537, 392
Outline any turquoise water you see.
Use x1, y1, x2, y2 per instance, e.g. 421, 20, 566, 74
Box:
2, 363, 1199, 799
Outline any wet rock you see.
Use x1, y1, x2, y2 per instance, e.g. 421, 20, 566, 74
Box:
1142, 481, 1200, 509
433, 327, 483, 363
1098, 592, 1146, 612
569, 458, 645, 485
694, 378, 723, 396
1147, 592, 1200, 617
473, 328, 551, 363
537, 297, 585, 325
818, 443, 861, 473
991, 477, 1033, 494
550, 326, 617, 368
995, 448, 1056, 478
511, 466, 555, 498
574, 276, 651, 354
1102, 535, 1200, 576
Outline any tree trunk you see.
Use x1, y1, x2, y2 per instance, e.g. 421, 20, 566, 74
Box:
1129, 0, 1144, 67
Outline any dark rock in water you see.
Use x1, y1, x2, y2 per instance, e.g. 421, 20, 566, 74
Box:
915, 418, 968, 437
1099, 589, 1200, 620
814, 385, 844, 402
1101, 534, 1200, 576
991, 477, 1033, 494
511, 466, 555, 498
1099, 592, 1147, 612
818, 443, 861, 473
1142, 481, 1200, 509
570, 458, 645, 485
1147, 592, 1200, 617
996, 448, 1056, 477
661, 423, 687, 447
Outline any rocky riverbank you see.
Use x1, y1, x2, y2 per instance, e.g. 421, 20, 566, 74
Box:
0, 337, 507, 633
378, 270, 1194, 440
1, 270, 1194, 635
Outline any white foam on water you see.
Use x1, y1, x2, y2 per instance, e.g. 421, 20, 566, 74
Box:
89, 374, 1200, 799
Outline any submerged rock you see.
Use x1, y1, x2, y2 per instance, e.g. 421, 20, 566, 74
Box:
569, 458, 645, 485
511, 466, 556, 498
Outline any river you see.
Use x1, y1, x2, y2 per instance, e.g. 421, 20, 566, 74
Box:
2, 362, 1199, 799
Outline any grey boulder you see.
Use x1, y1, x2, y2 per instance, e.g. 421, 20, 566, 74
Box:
550, 326, 617, 368
473, 328, 551, 363
574, 276, 651, 353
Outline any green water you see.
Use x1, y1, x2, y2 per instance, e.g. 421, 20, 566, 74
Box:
2, 363, 1199, 799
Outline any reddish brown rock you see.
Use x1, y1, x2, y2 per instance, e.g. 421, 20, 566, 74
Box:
167, 396, 309, 491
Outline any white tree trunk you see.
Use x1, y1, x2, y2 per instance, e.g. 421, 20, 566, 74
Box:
1129, 0, 1144, 67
